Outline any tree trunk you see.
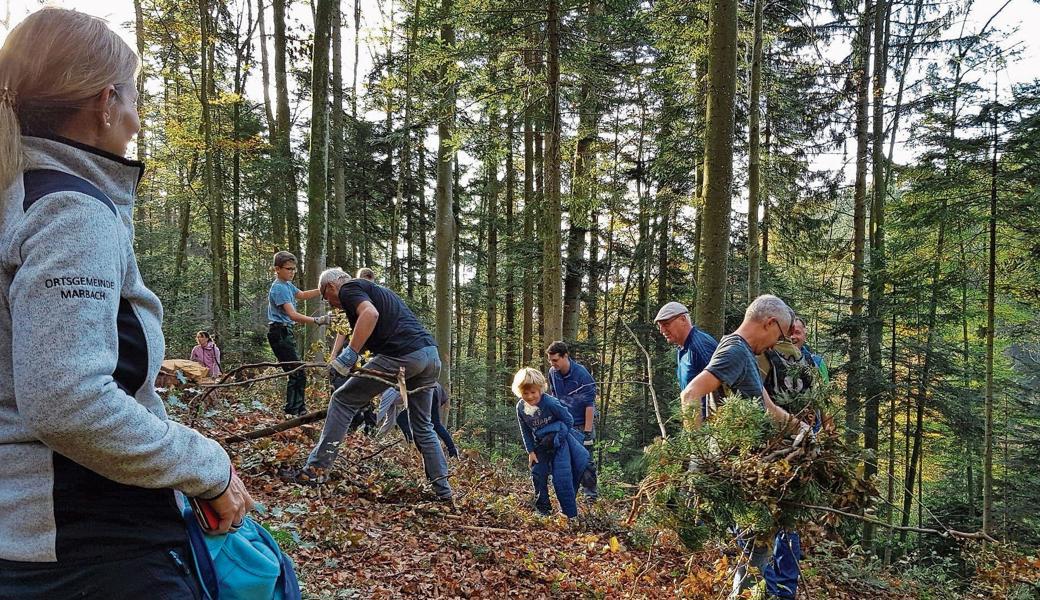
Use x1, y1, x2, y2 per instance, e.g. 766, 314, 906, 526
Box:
434, 0, 456, 389
982, 81, 998, 534
274, 0, 300, 255
199, 0, 227, 338
561, 0, 602, 343
863, 0, 889, 548
485, 88, 500, 449
303, 0, 335, 344
901, 203, 946, 538
694, 0, 737, 339
846, 0, 873, 447
257, 0, 277, 135
746, 0, 763, 300
505, 114, 517, 369
541, 0, 563, 351
331, 2, 347, 268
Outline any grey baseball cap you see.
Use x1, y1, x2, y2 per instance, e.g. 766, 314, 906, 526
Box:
654, 301, 689, 323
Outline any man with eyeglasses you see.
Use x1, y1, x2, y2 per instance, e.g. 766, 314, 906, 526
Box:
678, 294, 810, 600
654, 301, 719, 429
267, 251, 330, 416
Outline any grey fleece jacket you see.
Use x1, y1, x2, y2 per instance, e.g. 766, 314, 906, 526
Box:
0, 136, 231, 564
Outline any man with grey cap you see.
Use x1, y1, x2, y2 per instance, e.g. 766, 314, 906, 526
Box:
655, 301, 719, 427
284, 268, 452, 502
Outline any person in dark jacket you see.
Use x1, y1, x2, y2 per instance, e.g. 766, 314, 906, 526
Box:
546, 341, 598, 500
287, 268, 452, 501
0, 9, 252, 598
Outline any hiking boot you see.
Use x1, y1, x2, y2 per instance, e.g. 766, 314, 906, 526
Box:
278, 465, 326, 486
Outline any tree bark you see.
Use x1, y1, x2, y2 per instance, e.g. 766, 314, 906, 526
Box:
982, 81, 998, 534
694, 0, 738, 338
434, 0, 456, 390
257, 0, 277, 135
863, 0, 889, 547
846, 0, 873, 447
542, 0, 563, 350
746, 0, 763, 300
485, 84, 500, 449
505, 114, 517, 369
199, 0, 228, 338
331, 1, 347, 268
303, 0, 335, 344
274, 0, 300, 255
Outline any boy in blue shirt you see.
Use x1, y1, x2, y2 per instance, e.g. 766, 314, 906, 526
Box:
546, 341, 597, 500
267, 251, 329, 415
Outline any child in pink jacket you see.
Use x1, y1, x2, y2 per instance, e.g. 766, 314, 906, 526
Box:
190, 331, 222, 378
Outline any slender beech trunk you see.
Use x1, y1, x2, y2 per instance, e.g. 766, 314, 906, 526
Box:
257, 0, 277, 134
863, 0, 889, 547
485, 88, 500, 449
274, 0, 300, 255
505, 114, 517, 369
331, 3, 347, 267
541, 0, 563, 352
303, 0, 335, 347
747, 0, 763, 300
199, 0, 227, 337
694, 0, 737, 339
982, 81, 998, 534
434, 0, 456, 389
846, 0, 874, 447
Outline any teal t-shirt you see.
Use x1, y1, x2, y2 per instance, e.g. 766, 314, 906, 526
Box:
268, 279, 300, 324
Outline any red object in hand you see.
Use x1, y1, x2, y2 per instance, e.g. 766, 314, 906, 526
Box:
189, 496, 221, 533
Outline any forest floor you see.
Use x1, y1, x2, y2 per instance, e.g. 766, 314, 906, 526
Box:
174, 382, 1037, 600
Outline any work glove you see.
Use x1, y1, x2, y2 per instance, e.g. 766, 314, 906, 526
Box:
582, 430, 594, 448
792, 420, 815, 448
331, 347, 358, 376
313, 313, 332, 326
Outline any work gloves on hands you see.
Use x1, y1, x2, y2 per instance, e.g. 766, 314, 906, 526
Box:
313, 313, 332, 326
330, 347, 358, 376
792, 420, 815, 448
582, 430, 594, 449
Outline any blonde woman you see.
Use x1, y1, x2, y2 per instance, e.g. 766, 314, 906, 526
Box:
0, 9, 252, 597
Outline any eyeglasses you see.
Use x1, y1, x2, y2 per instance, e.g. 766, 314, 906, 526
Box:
319, 282, 328, 297
773, 319, 791, 343
280, 266, 297, 272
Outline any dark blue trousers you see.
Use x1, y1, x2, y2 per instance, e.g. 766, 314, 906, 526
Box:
530, 446, 578, 518
396, 402, 459, 458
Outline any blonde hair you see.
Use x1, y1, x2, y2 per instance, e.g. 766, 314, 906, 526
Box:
511, 367, 547, 398
0, 8, 139, 188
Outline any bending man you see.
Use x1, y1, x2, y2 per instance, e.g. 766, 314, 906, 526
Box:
288, 268, 451, 502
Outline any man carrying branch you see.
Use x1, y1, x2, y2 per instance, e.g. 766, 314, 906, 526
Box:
285, 268, 452, 502
679, 294, 810, 600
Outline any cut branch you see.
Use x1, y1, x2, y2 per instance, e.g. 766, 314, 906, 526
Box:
622, 320, 667, 439
793, 503, 997, 542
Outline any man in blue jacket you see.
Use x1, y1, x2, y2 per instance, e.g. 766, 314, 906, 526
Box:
546, 341, 597, 501
655, 301, 719, 426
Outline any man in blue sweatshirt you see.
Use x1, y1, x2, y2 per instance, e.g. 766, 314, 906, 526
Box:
546, 341, 597, 501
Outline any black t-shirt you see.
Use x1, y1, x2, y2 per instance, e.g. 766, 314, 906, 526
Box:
337, 279, 436, 357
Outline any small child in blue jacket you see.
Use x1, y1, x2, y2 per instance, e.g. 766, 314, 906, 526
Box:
514, 367, 591, 519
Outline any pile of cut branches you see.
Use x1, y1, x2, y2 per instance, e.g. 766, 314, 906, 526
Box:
629, 395, 877, 551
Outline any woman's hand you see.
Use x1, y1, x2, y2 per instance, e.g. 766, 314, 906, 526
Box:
528, 452, 538, 468
208, 473, 254, 534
